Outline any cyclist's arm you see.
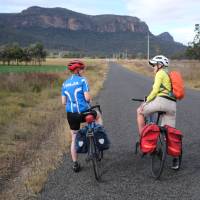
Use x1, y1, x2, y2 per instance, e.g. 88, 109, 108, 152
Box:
146, 72, 162, 102
61, 83, 67, 105
82, 77, 91, 103
84, 92, 92, 103
61, 96, 67, 105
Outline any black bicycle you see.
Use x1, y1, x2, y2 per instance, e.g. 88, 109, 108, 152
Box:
83, 105, 103, 181
132, 98, 182, 179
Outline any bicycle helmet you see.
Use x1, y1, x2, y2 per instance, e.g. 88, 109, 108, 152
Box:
149, 55, 169, 67
67, 60, 85, 72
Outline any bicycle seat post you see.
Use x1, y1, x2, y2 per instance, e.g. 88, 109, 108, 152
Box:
156, 111, 166, 125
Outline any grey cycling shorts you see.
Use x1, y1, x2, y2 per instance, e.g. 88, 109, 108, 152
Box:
142, 96, 176, 127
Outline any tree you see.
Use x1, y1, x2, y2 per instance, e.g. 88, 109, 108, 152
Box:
3, 44, 14, 65
32, 43, 46, 65
0, 42, 47, 65
12, 43, 23, 65
186, 24, 200, 60
22, 47, 32, 65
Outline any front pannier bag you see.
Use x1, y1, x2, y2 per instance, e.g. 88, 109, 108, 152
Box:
75, 127, 88, 153
164, 125, 183, 157
140, 124, 160, 153
93, 125, 110, 151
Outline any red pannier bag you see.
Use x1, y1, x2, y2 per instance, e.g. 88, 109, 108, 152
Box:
140, 124, 160, 153
164, 125, 183, 157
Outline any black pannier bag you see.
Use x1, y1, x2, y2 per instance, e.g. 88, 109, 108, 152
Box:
93, 125, 110, 151
75, 127, 88, 153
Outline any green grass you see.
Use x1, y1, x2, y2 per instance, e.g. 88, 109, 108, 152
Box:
0, 65, 66, 73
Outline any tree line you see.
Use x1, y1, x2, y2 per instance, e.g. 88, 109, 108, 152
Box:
0, 42, 47, 65
186, 24, 200, 60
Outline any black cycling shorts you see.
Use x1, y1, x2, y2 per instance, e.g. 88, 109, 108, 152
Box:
67, 110, 97, 131
67, 112, 85, 130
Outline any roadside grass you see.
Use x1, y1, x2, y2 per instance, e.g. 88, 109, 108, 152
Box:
170, 60, 200, 89
118, 59, 200, 90
0, 59, 108, 199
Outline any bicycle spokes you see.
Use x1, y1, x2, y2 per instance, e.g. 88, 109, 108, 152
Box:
151, 134, 167, 179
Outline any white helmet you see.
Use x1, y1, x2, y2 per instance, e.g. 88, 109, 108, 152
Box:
149, 55, 169, 67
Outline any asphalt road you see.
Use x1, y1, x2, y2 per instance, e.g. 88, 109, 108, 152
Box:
39, 63, 200, 200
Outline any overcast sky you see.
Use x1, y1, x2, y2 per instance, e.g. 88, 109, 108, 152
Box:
0, 0, 199, 45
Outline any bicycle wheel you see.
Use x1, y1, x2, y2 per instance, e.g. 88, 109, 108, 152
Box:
89, 136, 100, 180
151, 132, 167, 179
98, 150, 103, 161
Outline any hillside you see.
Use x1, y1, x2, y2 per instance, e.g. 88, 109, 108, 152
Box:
0, 6, 186, 57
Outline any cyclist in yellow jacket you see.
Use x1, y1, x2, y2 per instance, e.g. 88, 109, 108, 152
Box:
137, 55, 178, 169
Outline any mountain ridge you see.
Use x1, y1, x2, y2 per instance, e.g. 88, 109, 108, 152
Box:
0, 6, 186, 57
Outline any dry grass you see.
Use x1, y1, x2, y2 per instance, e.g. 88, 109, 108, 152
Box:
0, 59, 108, 199
45, 58, 108, 66
118, 59, 200, 90
170, 60, 200, 89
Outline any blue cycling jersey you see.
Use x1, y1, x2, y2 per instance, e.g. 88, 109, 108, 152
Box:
61, 74, 90, 113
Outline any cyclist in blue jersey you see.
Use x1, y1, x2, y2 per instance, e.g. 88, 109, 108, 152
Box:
61, 60, 102, 172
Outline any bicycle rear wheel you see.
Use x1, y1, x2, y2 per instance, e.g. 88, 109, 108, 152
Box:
89, 136, 100, 180
151, 132, 167, 179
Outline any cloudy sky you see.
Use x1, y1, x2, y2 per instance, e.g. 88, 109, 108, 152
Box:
0, 0, 199, 45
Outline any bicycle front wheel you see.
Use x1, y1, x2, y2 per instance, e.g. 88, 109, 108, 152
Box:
151, 132, 167, 179
89, 136, 100, 181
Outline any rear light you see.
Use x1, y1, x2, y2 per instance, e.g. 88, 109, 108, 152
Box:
85, 114, 95, 123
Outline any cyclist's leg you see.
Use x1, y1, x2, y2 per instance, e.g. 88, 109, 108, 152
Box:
137, 105, 145, 135
137, 97, 162, 134
95, 109, 103, 125
67, 112, 82, 171
70, 130, 79, 162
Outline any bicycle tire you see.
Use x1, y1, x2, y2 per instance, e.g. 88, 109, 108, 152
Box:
151, 132, 167, 179
89, 136, 100, 180
99, 150, 103, 161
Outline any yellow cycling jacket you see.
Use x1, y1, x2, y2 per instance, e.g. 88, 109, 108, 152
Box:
146, 69, 172, 102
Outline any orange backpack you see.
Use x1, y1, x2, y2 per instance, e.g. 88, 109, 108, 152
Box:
168, 71, 185, 100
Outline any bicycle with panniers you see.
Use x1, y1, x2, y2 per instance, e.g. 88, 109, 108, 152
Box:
75, 105, 110, 181
132, 97, 183, 179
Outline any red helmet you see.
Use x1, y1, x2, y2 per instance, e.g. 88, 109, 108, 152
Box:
67, 60, 85, 72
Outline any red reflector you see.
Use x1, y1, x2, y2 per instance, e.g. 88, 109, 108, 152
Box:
85, 114, 95, 123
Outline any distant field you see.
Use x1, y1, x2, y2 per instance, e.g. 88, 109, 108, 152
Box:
0, 58, 106, 73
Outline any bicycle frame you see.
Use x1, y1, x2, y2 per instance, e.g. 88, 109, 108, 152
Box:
83, 105, 102, 181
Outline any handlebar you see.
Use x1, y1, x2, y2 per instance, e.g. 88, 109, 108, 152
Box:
131, 96, 147, 102
88, 104, 102, 114
131, 98, 144, 102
